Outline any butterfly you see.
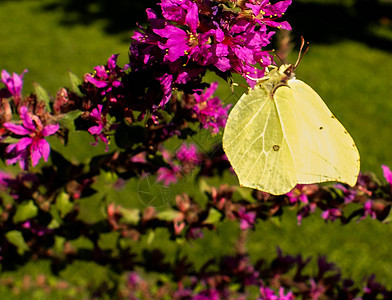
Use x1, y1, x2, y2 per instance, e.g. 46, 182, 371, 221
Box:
222, 43, 360, 195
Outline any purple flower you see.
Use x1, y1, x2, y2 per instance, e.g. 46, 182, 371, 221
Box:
127, 272, 141, 288
259, 285, 294, 300
157, 73, 173, 107
297, 203, 317, 225
157, 165, 180, 186
193, 82, 231, 133
382, 165, 392, 185
286, 184, 311, 204
0, 171, 12, 190
132, 0, 292, 90
321, 208, 342, 222
193, 289, 220, 300
238, 207, 257, 230
21, 220, 53, 236
3, 106, 59, 169
85, 54, 127, 102
309, 279, 325, 300
0, 69, 27, 102
335, 184, 356, 204
245, 0, 292, 30
362, 200, 376, 220
88, 104, 109, 151
176, 143, 199, 165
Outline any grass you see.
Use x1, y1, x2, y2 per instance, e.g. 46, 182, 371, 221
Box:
1, 0, 392, 297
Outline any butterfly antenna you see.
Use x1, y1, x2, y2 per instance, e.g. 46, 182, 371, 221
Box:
274, 50, 285, 66
294, 36, 310, 69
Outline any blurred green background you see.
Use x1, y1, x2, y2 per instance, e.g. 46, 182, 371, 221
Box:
1, 0, 392, 298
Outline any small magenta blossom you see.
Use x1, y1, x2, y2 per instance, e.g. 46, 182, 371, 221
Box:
238, 207, 257, 230
362, 200, 376, 220
157, 165, 181, 186
297, 202, 317, 225
0, 69, 27, 103
88, 104, 109, 151
85, 54, 128, 102
193, 82, 231, 133
321, 208, 342, 222
259, 285, 295, 300
286, 184, 314, 204
382, 165, 392, 185
176, 144, 199, 165
3, 106, 59, 169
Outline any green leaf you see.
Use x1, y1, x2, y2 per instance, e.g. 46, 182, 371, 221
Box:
56, 192, 74, 218
146, 230, 155, 245
34, 82, 51, 112
156, 209, 181, 221
13, 200, 38, 223
235, 187, 255, 203
58, 110, 82, 132
1, 136, 21, 144
119, 207, 140, 225
199, 178, 211, 194
5, 230, 30, 255
69, 70, 84, 97
204, 208, 221, 224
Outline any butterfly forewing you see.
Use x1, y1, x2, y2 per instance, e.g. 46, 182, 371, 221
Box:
223, 84, 298, 195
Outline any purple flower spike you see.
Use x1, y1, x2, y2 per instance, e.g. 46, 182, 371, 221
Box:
0, 69, 27, 103
88, 104, 109, 151
3, 106, 59, 169
193, 82, 231, 134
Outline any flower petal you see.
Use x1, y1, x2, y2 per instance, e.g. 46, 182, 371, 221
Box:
41, 124, 59, 136
3, 122, 31, 135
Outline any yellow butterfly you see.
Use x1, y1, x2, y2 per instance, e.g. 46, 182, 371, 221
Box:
222, 50, 360, 195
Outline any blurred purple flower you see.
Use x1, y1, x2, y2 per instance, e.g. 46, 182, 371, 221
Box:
309, 278, 325, 299
0, 69, 27, 102
176, 143, 199, 165
193, 82, 230, 133
362, 200, 376, 220
382, 164, 392, 185
259, 285, 295, 300
0, 171, 12, 190
127, 272, 141, 288
3, 106, 59, 169
21, 220, 53, 236
335, 184, 356, 204
297, 203, 317, 225
238, 207, 256, 230
321, 208, 341, 222
88, 104, 109, 151
193, 289, 219, 300
286, 184, 310, 204
157, 165, 180, 186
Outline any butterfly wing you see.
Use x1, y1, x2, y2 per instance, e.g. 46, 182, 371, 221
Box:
280, 79, 360, 186
223, 84, 299, 195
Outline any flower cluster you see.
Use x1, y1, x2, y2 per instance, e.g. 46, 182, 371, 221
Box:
3, 106, 59, 169
132, 0, 291, 91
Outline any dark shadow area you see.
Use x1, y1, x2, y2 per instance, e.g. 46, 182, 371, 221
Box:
40, 0, 392, 50
286, 0, 392, 51
41, 0, 159, 33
